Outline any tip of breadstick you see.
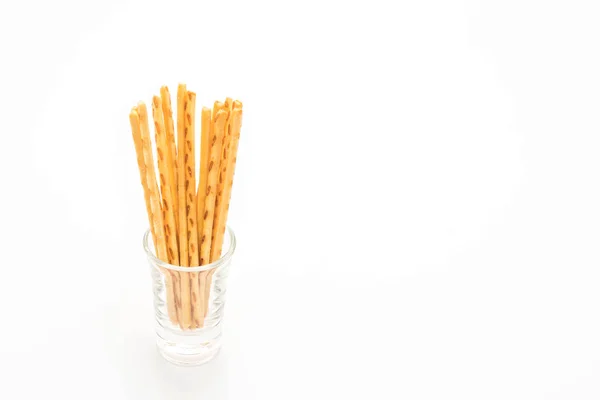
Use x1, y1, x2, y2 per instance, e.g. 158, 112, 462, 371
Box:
152, 95, 161, 108
215, 109, 229, 121
177, 84, 186, 100
233, 100, 243, 109
129, 108, 139, 123
187, 91, 196, 100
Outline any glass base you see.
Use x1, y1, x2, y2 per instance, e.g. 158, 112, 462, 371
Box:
155, 324, 222, 366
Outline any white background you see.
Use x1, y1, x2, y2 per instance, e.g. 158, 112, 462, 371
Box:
1, 0, 599, 398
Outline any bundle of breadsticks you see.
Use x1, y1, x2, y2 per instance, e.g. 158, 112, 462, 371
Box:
129, 83, 242, 329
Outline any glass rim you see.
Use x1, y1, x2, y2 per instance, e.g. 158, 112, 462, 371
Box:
143, 225, 236, 272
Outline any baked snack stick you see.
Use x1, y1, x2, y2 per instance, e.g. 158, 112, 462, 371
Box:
176, 84, 192, 328
129, 108, 156, 246
152, 96, 179, 266
151, 98, 182, 325
198, 109, 228, 322
160, 86, 178, 238
177, 84, 189, 263
196, 107, 212, 252
210, 99, 234, 261
210, 101, 242, 262
135, 103, 179, 324
200, 102, 225, 265
203, 102, 242, 317
198, 110, 228, 254
183, 92, 203, 328
194, 107, 212, 328
206, 99, 227, 252
184, 91, 200, 266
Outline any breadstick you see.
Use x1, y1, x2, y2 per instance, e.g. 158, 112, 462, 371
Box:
177, 84, 189, 263
129, 108, 156, 246
184, 91, 200, 266
138, 102, 167, 259
198, 102, 223, 318
151, 96, 179, 266
203, 102, 242, 317
207, 98, 226, 251
176, 84, 192, 329
194, 107, 212, 328
160, 86, 178, 238
136, 103, 179, 324
198, 109, 228, 321
151, 98, 182, 326
196, 107, 212, 254
199, 109, 228, 265
210, 99, 234, 261
183, 92, 203, 327
211, 101, 242, 262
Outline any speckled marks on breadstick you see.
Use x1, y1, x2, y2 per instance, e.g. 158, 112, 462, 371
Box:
133, 102, 179, 325
199, 109, 228, 266
211, 101, 242, 262
151, 96, 179, 266
160, 86, 178, 239
176, 84, 192, 329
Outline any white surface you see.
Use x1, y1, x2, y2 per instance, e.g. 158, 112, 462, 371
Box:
1, 0, 599, 398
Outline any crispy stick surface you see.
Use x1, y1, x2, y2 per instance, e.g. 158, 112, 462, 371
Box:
152, 96, 179, 266
135, 103, 179, 324
160, 86, 179, 238
194, 107, 212, 327
199, 109, 228, 266
183, 92, 203, 328
138, 102, 167, 260
203, 102, 242, 317
129, 108, 156, 245
211, 101, 242, 262
198, 109, 228, 320
197, 107, 212, 252
211, 99, 234, 261
177, 84, 189, 264
176, 84, 192, 328
184, 91, 200, 267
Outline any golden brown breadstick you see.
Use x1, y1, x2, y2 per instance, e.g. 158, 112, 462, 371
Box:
136, 103, 179, 324
211, 101, 242, 262
199, 109, 228, 265
138, 102, 167, 260
194, 107, 212, 328
183, 92, 203, 328
151, 96, 179, 266
207, 99, 226, 254
160, 86, 178, 238
176, 84, 192, 329
196, 107, 212, 253
177, 84, 188, 263
211, 99, 234, 261
129, 108, 156, 246
202, 102, 242, 318
198, 109, 228, 321
184, 91, 200, 266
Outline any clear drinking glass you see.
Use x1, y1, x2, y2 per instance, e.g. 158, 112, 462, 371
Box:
143, 226, 236, 366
